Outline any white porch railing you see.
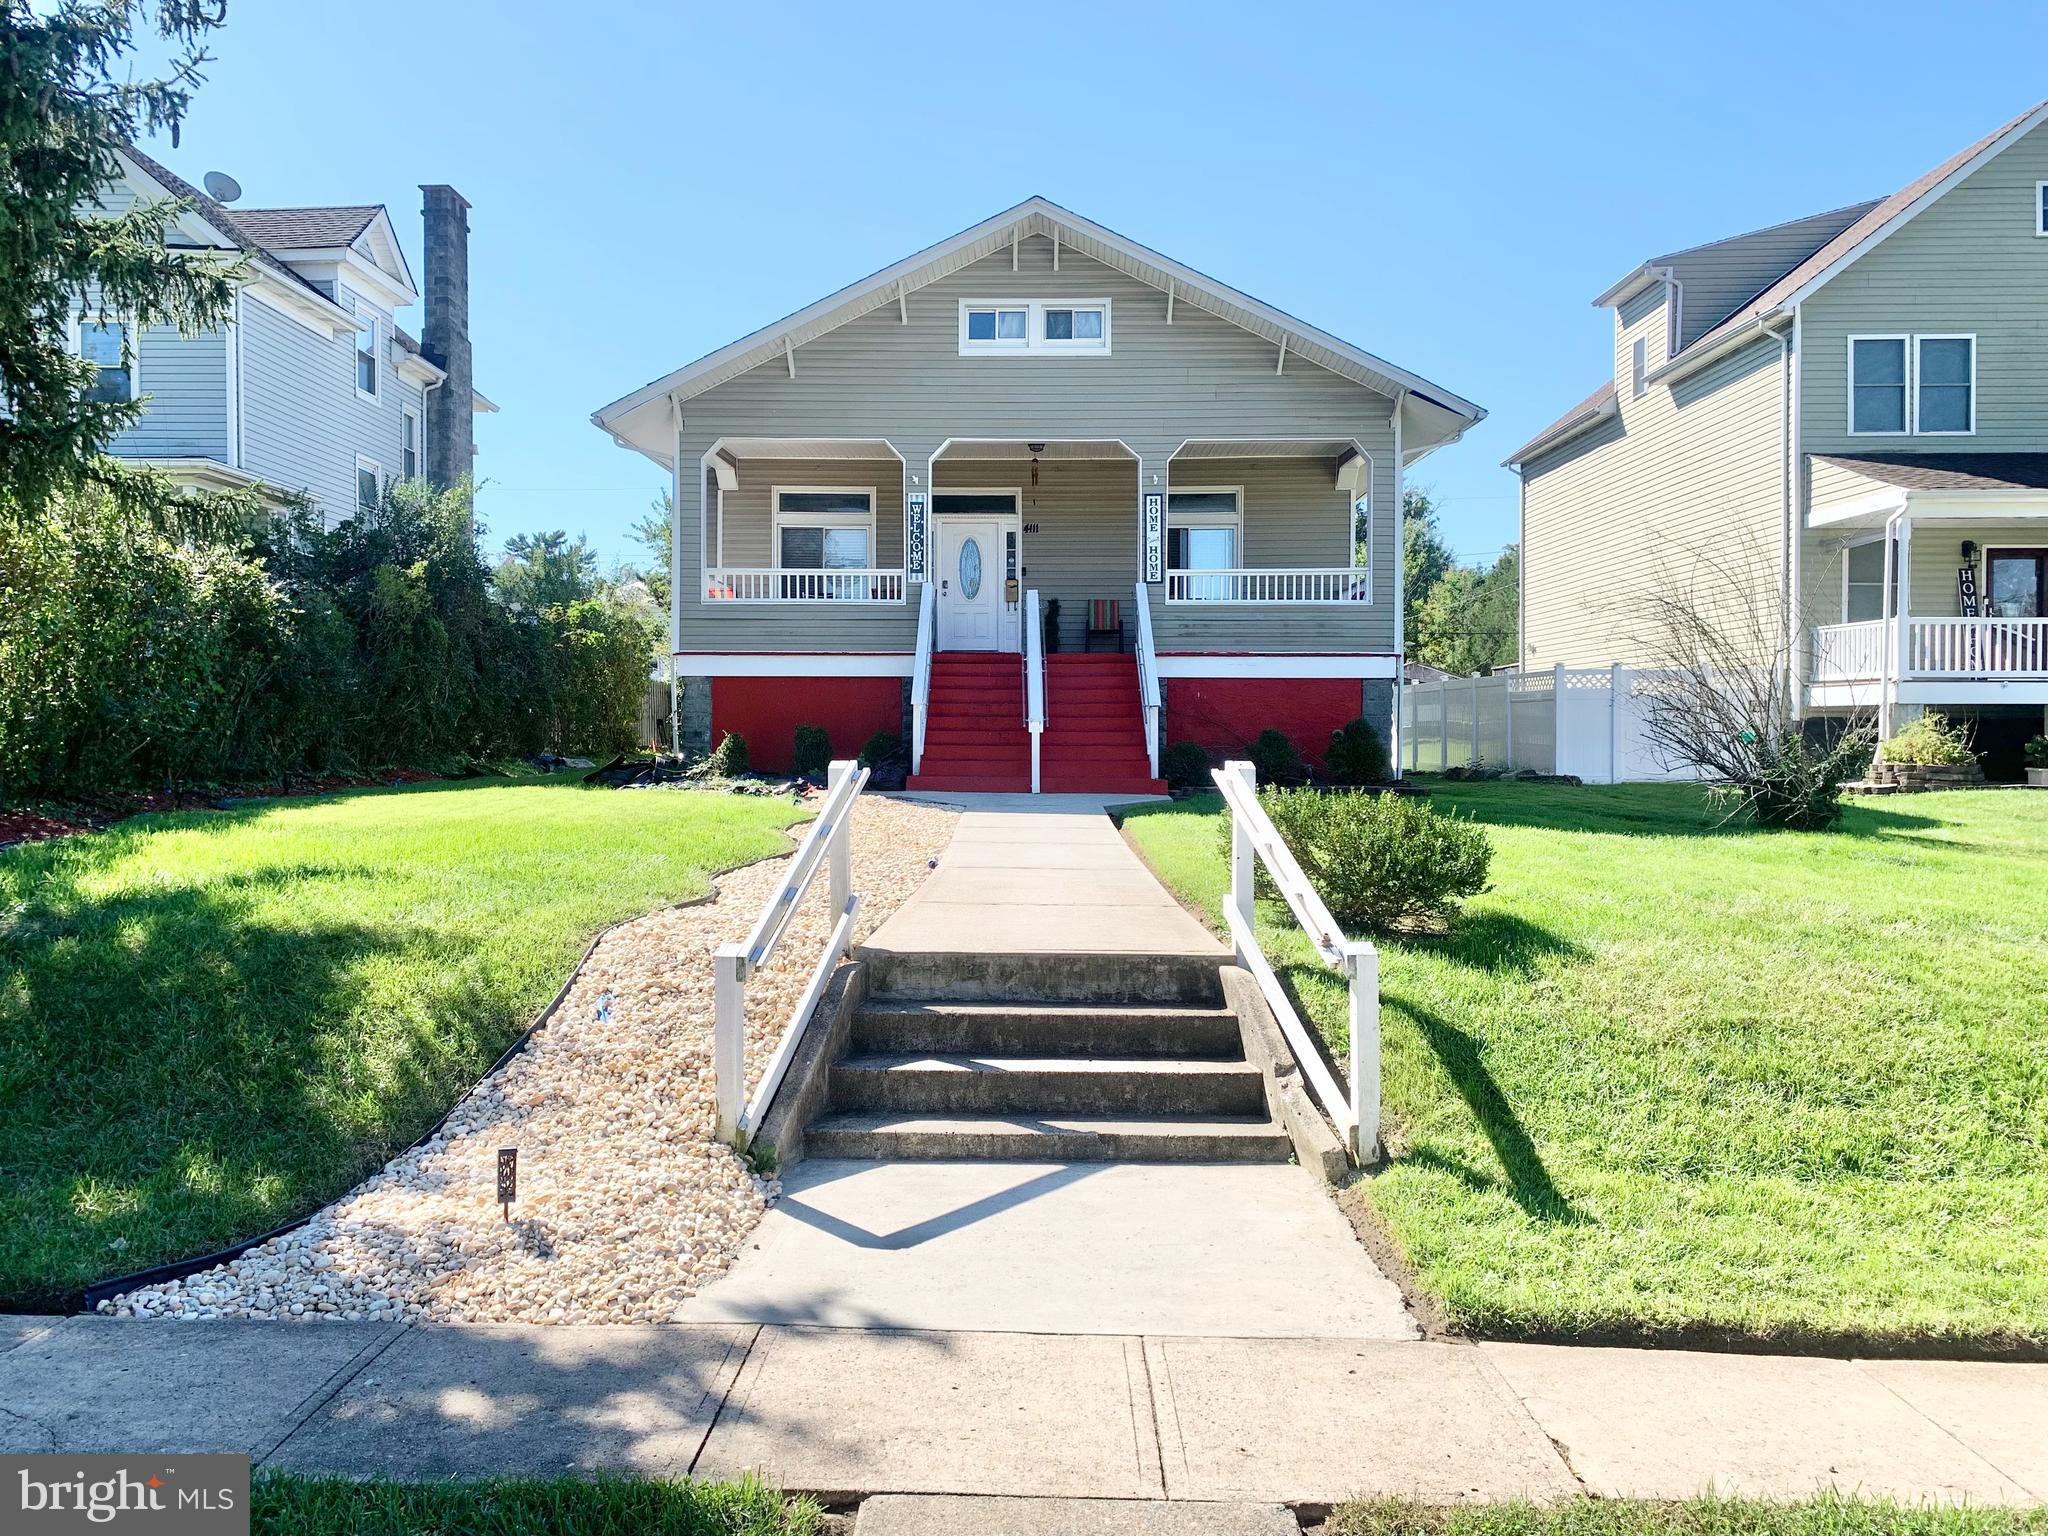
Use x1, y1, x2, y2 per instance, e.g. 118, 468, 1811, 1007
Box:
910, 582, 935, 773
1212, 760, 1380, 1163
1909, 616, 2048, 677
1813, 618, 2048, 681
1024, 589, 1046, 793
1165, 567, 1371, 604
705, 567, 905, 603
713, 759, 869, 1147
1132, 579, 1161, 778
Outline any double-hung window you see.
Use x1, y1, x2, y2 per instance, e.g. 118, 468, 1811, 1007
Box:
1630, 336, 1648, 399
1848, 333, 1974, 435
401, 406, 420, 480
1167, 488, 1241, 600
354, 303, 380, 400
774, 487, 876, 599
1842, 538, 1895, 623
355, 456, 381, 513
76, 316, 136, 403
959, 299, 1111, 355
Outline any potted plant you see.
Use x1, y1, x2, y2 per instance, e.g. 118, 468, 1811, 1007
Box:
2026, 735, 2048, 788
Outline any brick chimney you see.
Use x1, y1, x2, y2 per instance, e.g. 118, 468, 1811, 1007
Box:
419, 184, 472, 491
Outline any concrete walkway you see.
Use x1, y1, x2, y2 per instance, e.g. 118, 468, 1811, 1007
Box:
3, 1316, 2044, 1504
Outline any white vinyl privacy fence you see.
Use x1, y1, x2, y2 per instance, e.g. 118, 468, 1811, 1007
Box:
1401, 665, 1696, 783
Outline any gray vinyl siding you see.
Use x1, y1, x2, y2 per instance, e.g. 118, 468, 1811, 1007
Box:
937, 457, 1135, 651
673, 237, 1398, 655
1663, 205, 1870, 348
1801, 116, 2048, 456
107, 323, 228, 459
1519, 292, 1785, 668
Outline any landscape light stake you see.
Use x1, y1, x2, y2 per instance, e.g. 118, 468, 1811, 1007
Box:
497, 1147, 517, 1222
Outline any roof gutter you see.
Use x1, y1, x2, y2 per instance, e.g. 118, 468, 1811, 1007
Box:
1646, 308, 1784, 388
1501, 396, 1619, 470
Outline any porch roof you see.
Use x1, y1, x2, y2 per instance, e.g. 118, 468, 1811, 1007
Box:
1813, 452, 2048, 494
592, 198, 1484, 465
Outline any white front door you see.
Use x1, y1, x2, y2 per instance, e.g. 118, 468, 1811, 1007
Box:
936, 517, 1004, 651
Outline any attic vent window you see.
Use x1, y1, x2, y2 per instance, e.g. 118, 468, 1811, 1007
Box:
958, 299, 1111, 356
1631, 337, 1648, 399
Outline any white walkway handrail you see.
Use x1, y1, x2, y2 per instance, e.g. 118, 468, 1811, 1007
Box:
910, 582, 936, 773
714, 759, 869, 1146
1133, 580, 1161, 778
1212, 761, 1380, 1162
1025, 588, 1045, 793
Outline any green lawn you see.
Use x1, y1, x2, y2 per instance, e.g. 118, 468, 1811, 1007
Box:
255, 1473, 818, 1535
0, 778, 807, 1311
1123, 783, 2048, 1348
1328, 1497, 2045, 1536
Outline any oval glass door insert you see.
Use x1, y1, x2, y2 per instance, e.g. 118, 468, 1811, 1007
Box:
959, 537, 983, 598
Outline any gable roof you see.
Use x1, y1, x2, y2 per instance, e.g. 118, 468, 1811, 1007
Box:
1502, 380, 1617, 467
232, 205, 381, 249
592, 197, 1484, 460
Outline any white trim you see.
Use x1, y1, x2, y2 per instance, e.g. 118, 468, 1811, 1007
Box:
400, 404, 422, 481
1913, 332, 1977, 436
671, 653, 913, 678
1165, 484, 1244, 573
1806, 483, 1909, 528
1155, 653, 1400, 679
692, 438, 908, 607
2037, 180, 2048, 236
353, 454, 383, 513
929, 495, 1025, 653
1846, 333, 1909, 436
352, 299, 383, 404
771, 485, 879, 572
1167, 436, 1375, 598
1839, 529, 1890, 624
1630, 335, 1648, 399
225, 288, 242, 469
69, 311, 139, 403
957, 297, 1111, 356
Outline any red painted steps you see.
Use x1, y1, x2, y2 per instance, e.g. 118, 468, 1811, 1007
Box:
1041, 653, 1167, 795
907, 652, 1031, 792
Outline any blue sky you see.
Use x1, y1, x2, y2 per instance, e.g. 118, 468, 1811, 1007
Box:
146, 0, 2048, 571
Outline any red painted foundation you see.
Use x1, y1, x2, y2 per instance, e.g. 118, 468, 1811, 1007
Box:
709, 676, 903, 772
1165, 676, 1364, 770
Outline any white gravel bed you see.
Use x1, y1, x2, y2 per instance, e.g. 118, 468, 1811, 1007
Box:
101, 792, 958, 1325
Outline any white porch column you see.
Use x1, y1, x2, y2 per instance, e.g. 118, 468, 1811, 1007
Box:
1893, 515, 1913, 701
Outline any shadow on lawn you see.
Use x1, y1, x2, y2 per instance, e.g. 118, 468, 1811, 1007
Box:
1414, 909, 1588, 976
0, 843, 512, 1312
1388, 993, 1583, 1226
1427, 781, 1943, 841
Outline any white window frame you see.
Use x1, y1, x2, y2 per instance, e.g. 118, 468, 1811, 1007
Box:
1630, 336, 1648, 398
1351, 493, 1370, 574
354, 454, 382, 513
1165, 486, 1244, 570
771, 485, 878, 571
1840, 532, 1893, 624
70, 312, 139, 403
353, 301, 382, 403
956, 298, 1112, 357
400, 404, 421, 481
1913, 333, 1976, 437
2035, 180, 2048, 236
1846, 333, 1911, 437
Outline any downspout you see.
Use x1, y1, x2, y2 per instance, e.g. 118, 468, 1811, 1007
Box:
1390, 391, 1407, 780
1877, 503, 1906, 740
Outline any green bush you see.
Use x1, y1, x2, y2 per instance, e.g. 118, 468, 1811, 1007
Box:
1259, 787, 1493, 934
858, 730, 903, 768
2026, 735, 2048, 768
1247, 728, 1306, 786
711, 730, 749, 776
791, 724, 831, 778
1876, 713, 1976, 767
1326, 717, 1389, 786
1163, 740, 1212, 790
1041, 597, 1061, 655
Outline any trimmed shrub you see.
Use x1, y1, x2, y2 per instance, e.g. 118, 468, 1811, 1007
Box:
791, 724, 831, 779
1247, 728, 1306, 786
1259, 787, 1493, 935
1325, 717, 1389, 787
1042, 597, 1061, 655
2026, 735, 2048, 769
1876, 713, 1976, 767
710, 730, 749, 776
858, 730, 903, 768
1162, 740, 1212, 790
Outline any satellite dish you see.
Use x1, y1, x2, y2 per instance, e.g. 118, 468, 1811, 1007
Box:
202, 171, 242, 204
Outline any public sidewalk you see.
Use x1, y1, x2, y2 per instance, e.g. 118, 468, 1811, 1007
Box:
2, 1314, 2043, 1505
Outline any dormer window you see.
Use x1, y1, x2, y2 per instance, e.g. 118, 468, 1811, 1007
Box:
958, 299, 1111, 356
1631, 336, 1648, 399
353, 303, 380, 400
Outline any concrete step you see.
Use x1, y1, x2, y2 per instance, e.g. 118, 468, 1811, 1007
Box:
830, 1055, 1269, 1116
851, 1000, 1244, 1057
860, 948, 1225, 1004
803, 1111, 1293, 1162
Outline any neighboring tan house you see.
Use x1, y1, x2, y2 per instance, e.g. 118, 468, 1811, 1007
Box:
82, 146, 494, 515
593, 198, 1484, 788
1506, 101, 2048, 778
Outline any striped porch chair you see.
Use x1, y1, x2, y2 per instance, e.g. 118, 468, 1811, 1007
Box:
1084, 599, 1123, 652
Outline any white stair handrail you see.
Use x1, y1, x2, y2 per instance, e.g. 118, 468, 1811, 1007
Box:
1025, 588, 1045, 793
1133, 580, 1161, 779
1213, 760, 1380, 1163
713, 759, 870, 1146
911, 582, 936, 773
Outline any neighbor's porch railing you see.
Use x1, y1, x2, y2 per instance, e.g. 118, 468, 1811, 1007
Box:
1813, 617, 2048, 681
1811, 620, 1887, 682
713, 759, 869, 1146
1132, 579, 1161, 778
705, 567, 906, 603
910, 582, 936, 773
1166, 567, 1371, 603
1212, 760, 1380, 1163
1025, 588, 1045, 793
